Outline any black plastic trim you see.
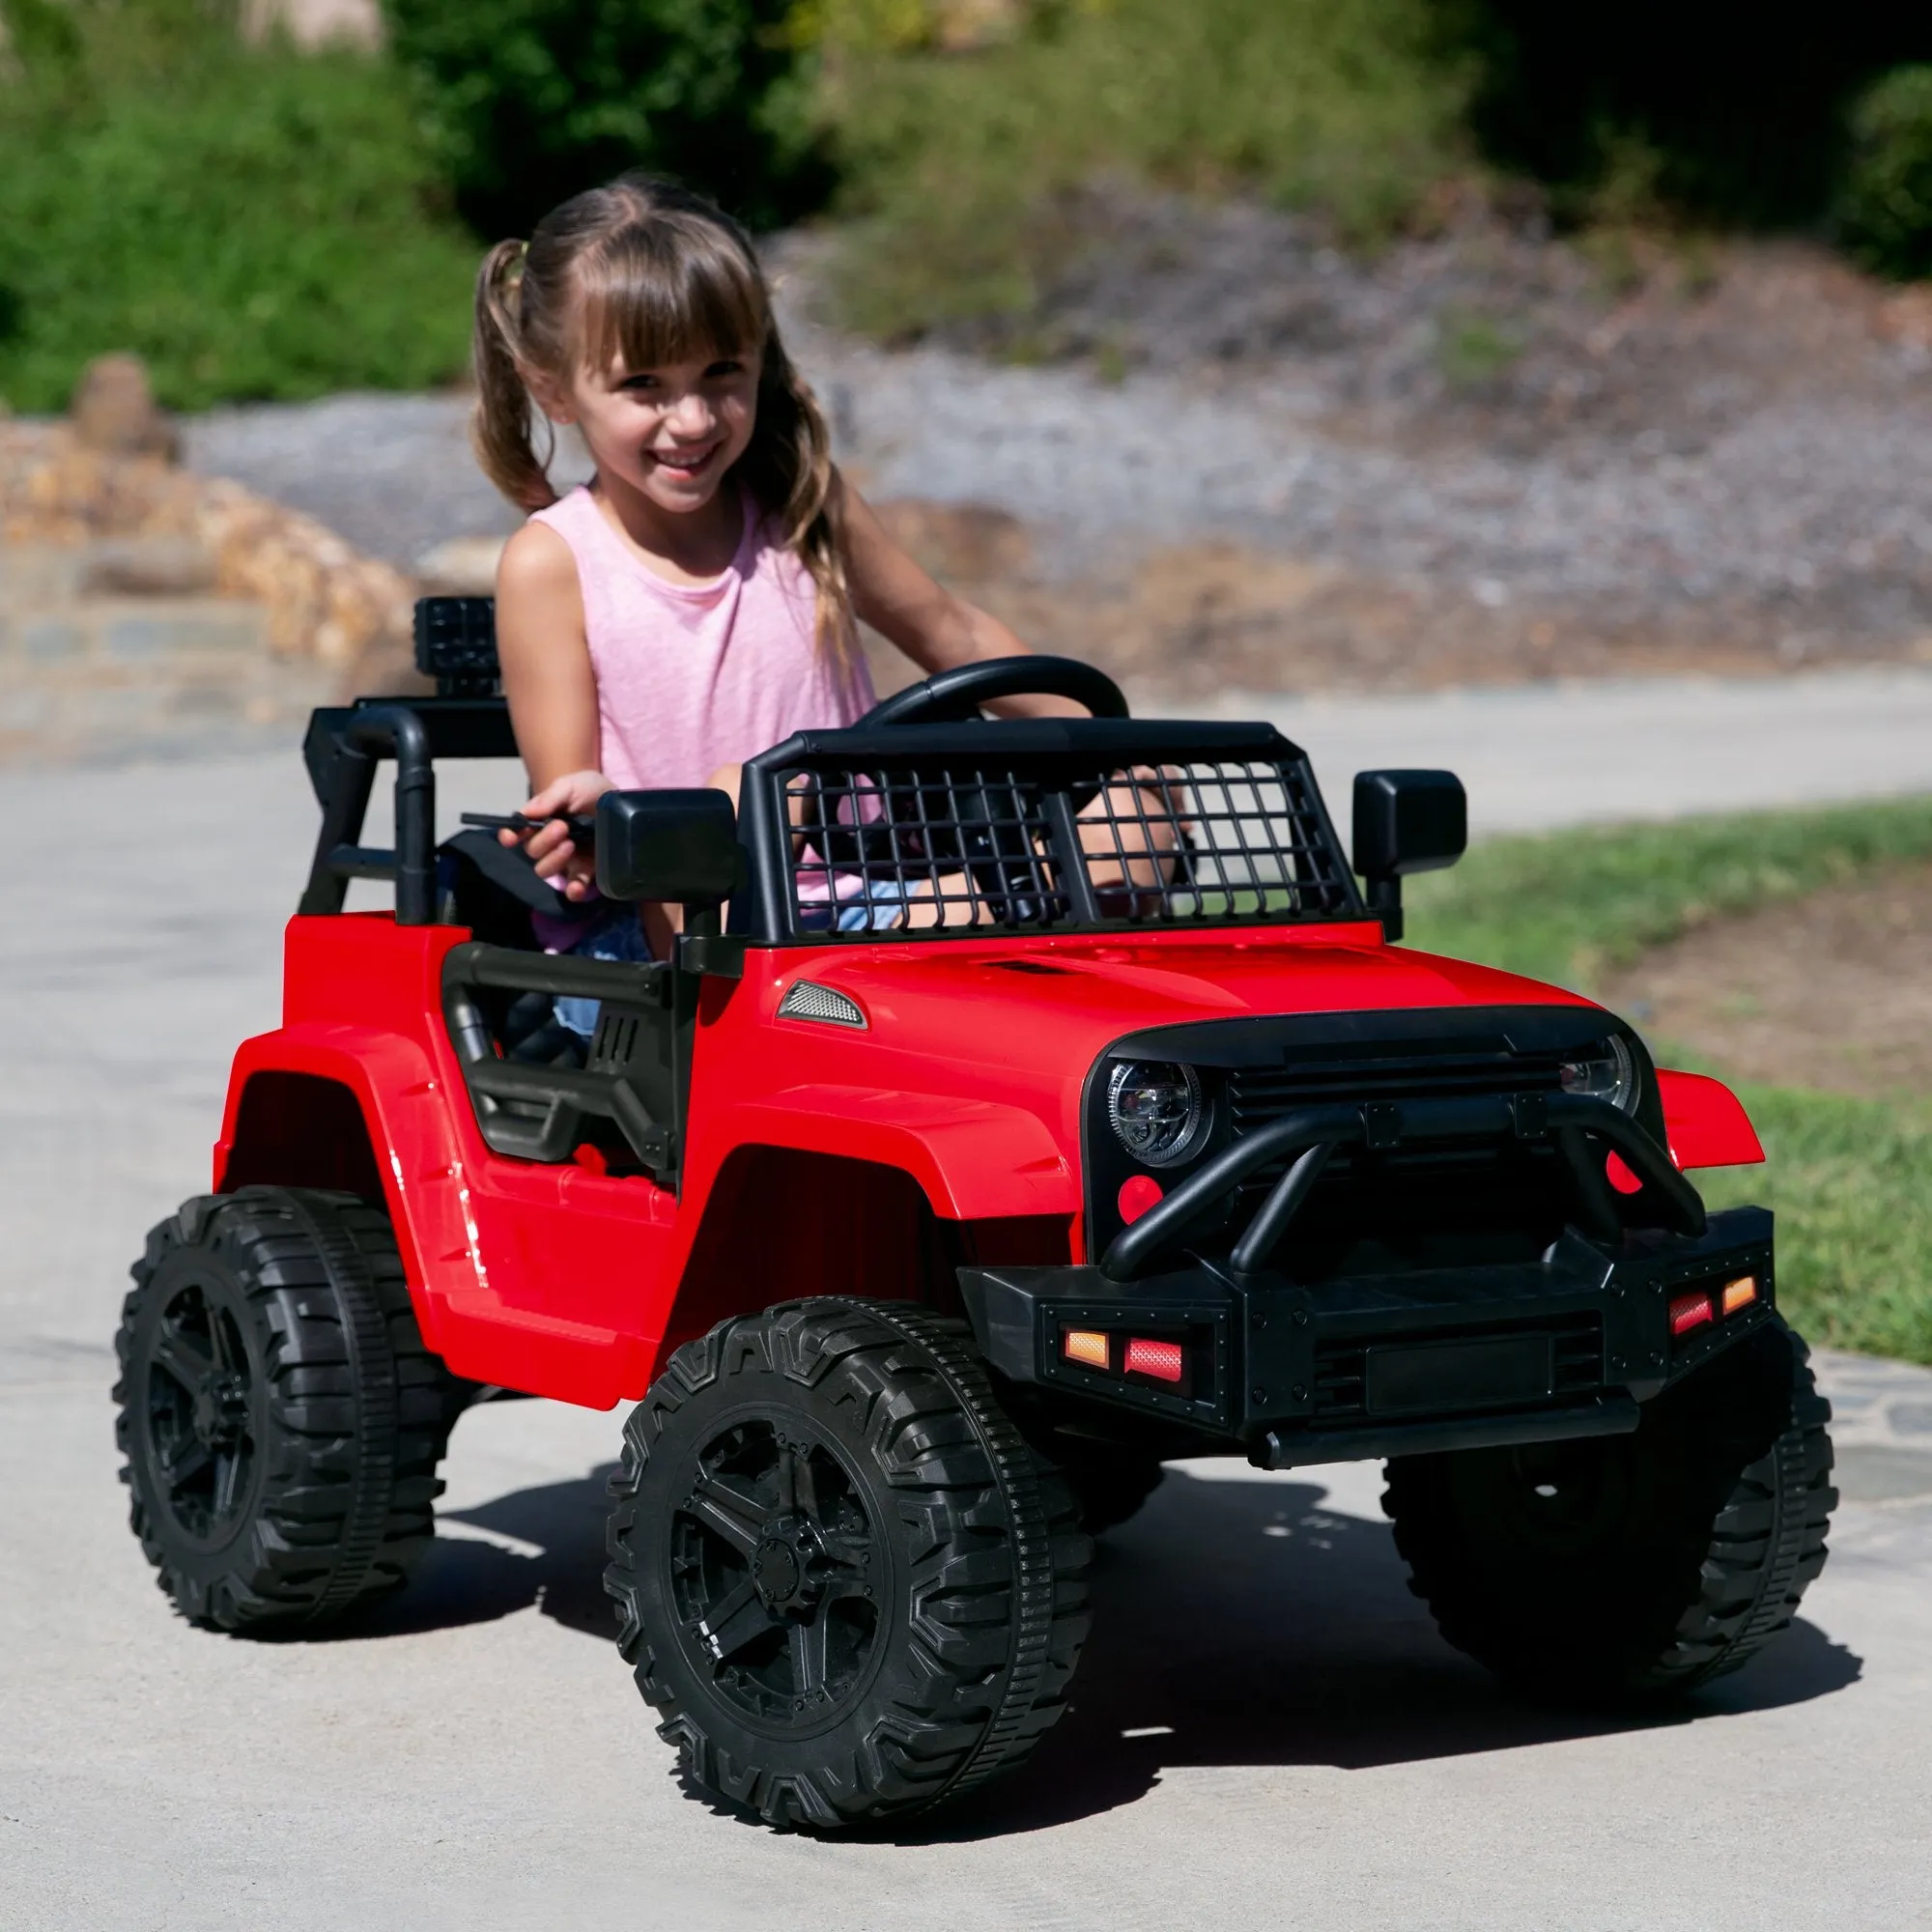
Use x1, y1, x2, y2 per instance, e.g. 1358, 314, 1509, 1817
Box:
858, 654, 1128, 727
1081, 1004, 1668, 1266
957, 1206, 1775, 1453
1253, 1395, 1640, 1469
1100, 1090, 1702, 1281
298, 696, 519, 922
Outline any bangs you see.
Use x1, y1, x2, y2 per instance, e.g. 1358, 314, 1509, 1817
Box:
573, 215, 769, 377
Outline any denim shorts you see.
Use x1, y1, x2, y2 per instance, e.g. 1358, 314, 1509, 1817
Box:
552, 905, 654, 1037
796, 873, 911, 933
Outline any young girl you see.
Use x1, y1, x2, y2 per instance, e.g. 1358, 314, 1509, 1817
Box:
471, 173, 1072, 987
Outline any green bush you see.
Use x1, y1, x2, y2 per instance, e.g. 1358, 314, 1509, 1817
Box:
380, 0, 827, 239
1839, 65, 1932, 282
824, 0, 1472, 341
0, 7, 477, 412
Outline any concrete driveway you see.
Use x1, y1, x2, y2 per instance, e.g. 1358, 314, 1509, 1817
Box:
4, 725, 1932, 1929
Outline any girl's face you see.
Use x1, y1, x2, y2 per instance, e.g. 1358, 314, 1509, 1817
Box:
540, 340, 761, 517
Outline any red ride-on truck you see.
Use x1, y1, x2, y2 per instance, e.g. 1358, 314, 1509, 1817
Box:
116, 600, 1834, 1828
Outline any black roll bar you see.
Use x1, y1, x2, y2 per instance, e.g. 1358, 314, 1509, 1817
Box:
1099, 1091, 1706, 1282
298, 704, 437, 925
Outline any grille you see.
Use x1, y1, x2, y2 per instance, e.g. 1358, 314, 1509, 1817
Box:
1227, 1043, 1585, 1222
1312, 1315, 1603, 1422
1230, 1043, 1575, 1134
777, 755, 1354, 938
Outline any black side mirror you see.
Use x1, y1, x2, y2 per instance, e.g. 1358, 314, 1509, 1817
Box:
1351, 769, 1466, 942
596, 788, 745, 908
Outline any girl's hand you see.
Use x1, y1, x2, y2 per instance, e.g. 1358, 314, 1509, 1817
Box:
504, 769, 612, 898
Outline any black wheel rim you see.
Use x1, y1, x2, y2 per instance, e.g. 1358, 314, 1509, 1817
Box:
1490, 1437, 1633, 1554
669, 1417, 883, 1730
143, 1279, 257, 1548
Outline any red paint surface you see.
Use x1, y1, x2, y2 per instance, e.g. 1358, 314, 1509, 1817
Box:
1657, 1067, 1765, 1170
211, 912, 1624, 1410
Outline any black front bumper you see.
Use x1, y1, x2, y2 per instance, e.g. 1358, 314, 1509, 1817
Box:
958, 1206, 1776, 1467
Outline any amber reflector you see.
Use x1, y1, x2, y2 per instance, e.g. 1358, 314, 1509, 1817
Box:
1064, 1328, 1111, 1371
1669, 1291, 1715, 1337
1722, 1275, 1759, 1317
1122, 1337, 1185, 1383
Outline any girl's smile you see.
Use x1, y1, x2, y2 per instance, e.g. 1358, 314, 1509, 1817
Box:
538, 348, 762, 524
646, 438, 725, 480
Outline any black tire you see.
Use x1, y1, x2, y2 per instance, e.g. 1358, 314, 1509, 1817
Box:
1055, 1441, 1165, 1535
113, 1187, 454, 1633
1383, 1319, 1835, 1702
605, 1297, 1092, 1828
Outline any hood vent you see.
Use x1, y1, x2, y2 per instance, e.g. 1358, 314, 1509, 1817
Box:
778, 980, 867, 1029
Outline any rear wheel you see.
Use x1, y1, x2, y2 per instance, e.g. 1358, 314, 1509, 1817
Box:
114, 1187, 455, 1633
605, 1297, 1092, 1828
1383, 1320, 1835, 1701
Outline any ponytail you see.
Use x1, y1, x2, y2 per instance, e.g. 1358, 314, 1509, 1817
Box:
471, 240, 558, 514
740, 335, 857, 675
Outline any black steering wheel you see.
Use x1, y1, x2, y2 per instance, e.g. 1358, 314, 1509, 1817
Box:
859, 654, 1128, 727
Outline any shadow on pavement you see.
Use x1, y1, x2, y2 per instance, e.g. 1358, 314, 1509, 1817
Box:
320, 1464, 623, 1642
919, 1470, 1862, 1841
327, 1461, 1863, 1834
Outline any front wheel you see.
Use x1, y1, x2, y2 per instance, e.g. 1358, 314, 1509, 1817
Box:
605, 1298, 1092, 1828
1383, 1320, 1835, 1701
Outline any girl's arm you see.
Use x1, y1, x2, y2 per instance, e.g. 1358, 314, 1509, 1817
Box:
494, 520, 607, 896
840, 482, 1081, 717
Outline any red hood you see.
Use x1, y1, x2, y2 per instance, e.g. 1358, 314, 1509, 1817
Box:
753, 927, 1600, 1113
772, 923, 1597, 1086
702, 923, 1611, 1236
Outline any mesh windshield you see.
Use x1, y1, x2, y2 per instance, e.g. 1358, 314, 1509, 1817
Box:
775, 755, 1356, 938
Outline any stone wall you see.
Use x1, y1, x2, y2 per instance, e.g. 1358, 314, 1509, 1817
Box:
1, 360, 420, 757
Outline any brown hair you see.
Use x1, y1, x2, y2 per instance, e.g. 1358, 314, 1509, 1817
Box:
473, 174, 855, 668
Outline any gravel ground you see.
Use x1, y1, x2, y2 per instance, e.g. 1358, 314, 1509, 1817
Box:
181, 214, 1932, 684
180, 393, 557, 573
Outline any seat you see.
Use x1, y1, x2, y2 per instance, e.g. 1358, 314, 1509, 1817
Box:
437, 830, 595, 1066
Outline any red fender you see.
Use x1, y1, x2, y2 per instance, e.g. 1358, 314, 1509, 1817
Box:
1657, 1068, 1765, 1170
214, 1024, 475, 1354
683, 1087, 1076, 1223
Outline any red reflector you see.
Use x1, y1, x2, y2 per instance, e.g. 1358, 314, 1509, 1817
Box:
1063, 1328, 1110, 1371
1118, 1175, 1164, 1224
1605, 1151, 1643, 1196
1122, 1337, 1184, 1383
1669, 1292, 1715, 1337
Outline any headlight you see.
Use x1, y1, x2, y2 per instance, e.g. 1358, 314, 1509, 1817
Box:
1559, 1036, 1636, 1114
1107, 1060, 1204, 1166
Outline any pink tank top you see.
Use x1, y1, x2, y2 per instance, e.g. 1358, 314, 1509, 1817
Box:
528, 484, 874, 790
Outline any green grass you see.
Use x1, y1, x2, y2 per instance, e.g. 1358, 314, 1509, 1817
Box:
822, 0, 1472, 341
1703, 1089, 1932, 1365
1404, 793, 1932, 1000
1403, 794, 1932, 1365
0, 12, 476, 411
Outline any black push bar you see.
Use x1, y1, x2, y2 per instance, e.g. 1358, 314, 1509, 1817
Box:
1098, 1090, 1705, 1282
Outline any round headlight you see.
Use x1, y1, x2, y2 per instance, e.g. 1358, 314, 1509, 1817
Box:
1107, 1060, 1204, 1166
1559, 1036, 1636, 1114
